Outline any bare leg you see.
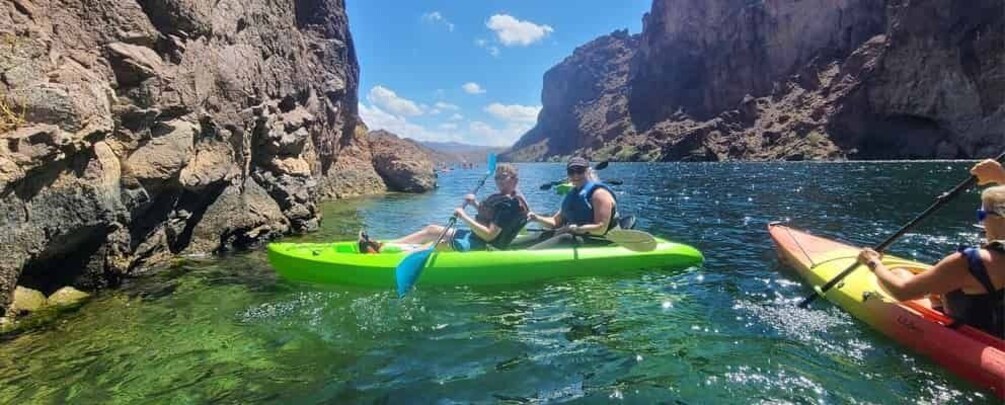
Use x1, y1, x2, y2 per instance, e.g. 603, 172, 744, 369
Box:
390, 224, 450, 244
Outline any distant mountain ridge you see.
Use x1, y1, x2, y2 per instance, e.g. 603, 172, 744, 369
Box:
415, 140, 507, 164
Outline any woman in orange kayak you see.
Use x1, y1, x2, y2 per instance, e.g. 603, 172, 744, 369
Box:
857, 159, 1005, 338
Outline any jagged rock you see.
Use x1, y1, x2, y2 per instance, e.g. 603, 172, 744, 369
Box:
369, 130, 436, 193
182, 179, 290, 254
318, 123, 387, 199
504, 30, 638, 161
125, 119, 196, 184
828, 0, 1005, 159
506, 0, 1003, 162
631, 0, 885, 122
179, 141, 237, 191
0, 0, 365, 317
11, 286, 46, 314
106, 42, 165, 86
46, 286, 90, 308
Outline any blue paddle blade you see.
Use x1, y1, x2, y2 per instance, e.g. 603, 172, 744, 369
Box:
486, 153, 497, 175
395, 247, 434, 297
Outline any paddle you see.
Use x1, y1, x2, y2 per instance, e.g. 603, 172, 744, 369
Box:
539, 160, 610, 190
798, 149, 1005, 308
525, 228, 658, 252
395, 153, 498, 297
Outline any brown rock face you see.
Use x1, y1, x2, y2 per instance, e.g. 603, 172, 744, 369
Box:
631, 0, 885, 123
505, 30, 639, 161
0, 0, 363, 316
369, 130, 437, 193
506, 0, 1004, 162
827, 0, 1005, 159
318, 123, 387, 198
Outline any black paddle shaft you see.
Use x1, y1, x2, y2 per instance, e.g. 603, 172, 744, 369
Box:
539, 161, 611, 190
799, 150, 1005, 308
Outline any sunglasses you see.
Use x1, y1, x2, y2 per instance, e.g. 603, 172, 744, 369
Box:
494, 175, 513, 181
977, 207, 1002, 223
566, 167, 587, 176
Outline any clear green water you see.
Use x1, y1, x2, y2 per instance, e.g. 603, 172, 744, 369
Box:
1, 162, 999, 403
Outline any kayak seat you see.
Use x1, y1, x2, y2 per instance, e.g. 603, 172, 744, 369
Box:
618, 215, 637, 230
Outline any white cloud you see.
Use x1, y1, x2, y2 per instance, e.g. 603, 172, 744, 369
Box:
360, 103, 462, 143
434, 102, 460, 111
448, 113, 464, 121
474, 38, 501, 57
359, 102, 522, 147
469, 121, 533, 146
367, 85, 423, 116
421, 11, 454, 31
484, 103, 541, 124
462, 82, 486, 94
359, 103, 427, 138
486, 14, 554, 46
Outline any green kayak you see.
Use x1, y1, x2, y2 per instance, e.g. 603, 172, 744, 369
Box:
267, 238, 703, 287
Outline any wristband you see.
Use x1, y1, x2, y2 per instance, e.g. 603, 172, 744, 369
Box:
866, 260, 880, 271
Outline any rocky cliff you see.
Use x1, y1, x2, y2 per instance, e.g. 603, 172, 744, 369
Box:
369, 130, 437, 193
0, 0, 432, 320
506, 30, 638, 162
503, 0, 1004, 162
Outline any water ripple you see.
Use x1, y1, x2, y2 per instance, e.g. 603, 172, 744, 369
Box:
0, 162, 998, 403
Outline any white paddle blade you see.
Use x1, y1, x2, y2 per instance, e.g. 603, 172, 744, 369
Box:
605, 229, 658, 252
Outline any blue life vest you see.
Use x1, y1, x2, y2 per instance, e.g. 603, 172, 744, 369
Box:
560, 181, 617, 230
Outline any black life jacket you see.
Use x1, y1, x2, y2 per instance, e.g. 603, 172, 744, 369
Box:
944, 243, 1005, 338
474, 192, 529, 250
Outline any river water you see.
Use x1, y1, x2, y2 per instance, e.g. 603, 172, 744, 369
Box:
0, 162, 997, 403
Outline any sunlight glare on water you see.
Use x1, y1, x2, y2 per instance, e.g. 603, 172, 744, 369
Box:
0, 162, 998, 403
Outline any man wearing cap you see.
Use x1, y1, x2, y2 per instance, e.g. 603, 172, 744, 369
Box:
526, 156, 619, 249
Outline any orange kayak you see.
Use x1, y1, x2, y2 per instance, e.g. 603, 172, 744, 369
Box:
768, 224, 1005, 398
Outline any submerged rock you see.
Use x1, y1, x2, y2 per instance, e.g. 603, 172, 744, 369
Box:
46, 287, 90, 308
11, 286, 47, 314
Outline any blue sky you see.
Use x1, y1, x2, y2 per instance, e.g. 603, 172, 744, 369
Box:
347, 0, 651, 147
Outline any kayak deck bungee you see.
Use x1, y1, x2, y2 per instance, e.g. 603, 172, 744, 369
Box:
768, 224, 1005, 398
268, 237, 703, 287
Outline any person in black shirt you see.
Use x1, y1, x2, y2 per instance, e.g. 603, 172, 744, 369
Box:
384, 164, 529, 252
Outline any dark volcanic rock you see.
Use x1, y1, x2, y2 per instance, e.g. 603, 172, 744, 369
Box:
506, 0, 1004, 162
630, 0, 885, 124
503, 30, 639, 162
827, 0, 1005, 159
0, 0, 364, 317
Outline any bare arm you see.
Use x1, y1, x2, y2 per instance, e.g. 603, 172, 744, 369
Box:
529, 211, 562, 229
571, 189, 614, 236
455, 209, 501, 241
860, 249, 970, 301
